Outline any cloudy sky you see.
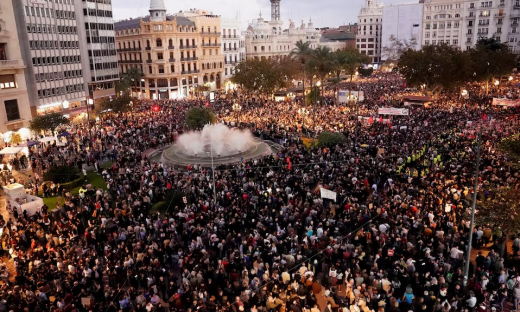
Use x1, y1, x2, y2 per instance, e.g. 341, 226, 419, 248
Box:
112, 0, 408, 29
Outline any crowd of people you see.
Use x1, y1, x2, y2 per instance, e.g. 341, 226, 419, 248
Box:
0, 72, 519, 312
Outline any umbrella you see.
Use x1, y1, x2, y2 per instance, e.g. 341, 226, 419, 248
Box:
57, 131, 71, 137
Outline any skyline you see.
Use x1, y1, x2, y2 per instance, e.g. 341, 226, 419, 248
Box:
111, 0, 406, 30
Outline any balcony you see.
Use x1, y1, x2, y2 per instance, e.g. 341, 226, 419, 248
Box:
146, 60, 152, 63
168, 46, 175, 50
154, 46, 164, 50
202, 43, 220, 47
495, 13, 506, 17
466, 15, 476, 18
180, 57, 199, 61
145, 47, 151, 50
0, 59, 25, 70
201, 32, 221, 36
169, 58, 176, 62
466, 32, 473, 36
181, 70, 200, 74
179, 45, 198, 49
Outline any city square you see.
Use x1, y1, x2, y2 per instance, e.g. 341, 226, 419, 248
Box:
0, 0, 520, 312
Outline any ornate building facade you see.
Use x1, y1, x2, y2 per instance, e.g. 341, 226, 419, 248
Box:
245, 0, 345, 60
114, 1, 224, 99
357, 0, 384, 64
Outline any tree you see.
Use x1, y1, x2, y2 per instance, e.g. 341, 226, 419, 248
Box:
318, 131, 347, 147
399, 43, 471, 94
476, 187, 520, 256
329, 49, 369, 104
29, 113, 70, 134
121, 67, 143, 96
290, 40, 313, 96
470, 38, 516, 94
499, 135, 520, 162
232, 57, 296, 95
306, 86, 321, 105
382, 35, 418, 63
186, 107, 216, 130
195, 85, 210, 97
95, 94, 134, 115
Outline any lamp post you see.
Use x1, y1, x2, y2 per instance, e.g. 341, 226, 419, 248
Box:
86, 98, 94, 138
298, 108, 308, 134
232, 102, 241, 126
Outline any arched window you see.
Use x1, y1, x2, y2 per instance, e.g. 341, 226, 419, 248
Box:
156, 38, 162, 47
158, 65, 164, 74
168, 39, 173, 47
146, 40, 151, 48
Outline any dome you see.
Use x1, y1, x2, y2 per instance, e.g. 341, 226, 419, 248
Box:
150, 0, 166, 11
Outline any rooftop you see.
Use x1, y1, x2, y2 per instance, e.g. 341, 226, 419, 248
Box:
114, 15, 195, 30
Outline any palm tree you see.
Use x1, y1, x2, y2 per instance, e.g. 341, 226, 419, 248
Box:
342, 49, 370, 98
289, 40, 313, 100
311, 46, 332, 104
330, 50, 348, 105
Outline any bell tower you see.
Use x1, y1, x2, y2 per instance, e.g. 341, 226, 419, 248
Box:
149, 0, 167, 21
270, 0, 281, 21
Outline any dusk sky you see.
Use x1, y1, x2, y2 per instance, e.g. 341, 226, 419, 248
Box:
112, 0, 409, 29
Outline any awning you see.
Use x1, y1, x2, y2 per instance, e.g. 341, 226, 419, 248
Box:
38, 136, 57, 143
0, 147, 23, 154
57, 131, 71, 137
18, 141, 40, 147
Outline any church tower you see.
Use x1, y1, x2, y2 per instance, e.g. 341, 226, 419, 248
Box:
149, 0, 167, 21
270, 0, 281, 21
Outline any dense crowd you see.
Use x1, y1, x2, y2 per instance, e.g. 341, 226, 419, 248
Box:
0, 73, 519, 312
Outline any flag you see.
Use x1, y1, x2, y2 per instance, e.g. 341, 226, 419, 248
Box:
288, 162, 292, 170
379, 116, 383, 123
481, 114, 487, 121
286, 157, 290, 163
368, 116, 374, 124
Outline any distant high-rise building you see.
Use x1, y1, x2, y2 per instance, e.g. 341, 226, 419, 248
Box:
357, 0, 384, 64
12, 0, 88, 116
381, 3, 424, 62
0, 0, 32, 133
75, 0, 119, 103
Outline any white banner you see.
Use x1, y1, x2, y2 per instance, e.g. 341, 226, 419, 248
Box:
492, 98, 520, 107
378, 107, 409, 116
320, 188, 337, 202
339, 90, 365, 102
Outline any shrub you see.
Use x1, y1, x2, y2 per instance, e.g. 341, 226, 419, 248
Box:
186, 107, 216, 130
43, 166, 80, 184
318, 131, 347, 147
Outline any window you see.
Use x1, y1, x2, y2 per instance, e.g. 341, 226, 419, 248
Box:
158, 65, 164, 74
4, 99, 20, 121
0, 43, 6, 60
0, 75, 16, 89
156, 38, 162, 47
157, 53, 163, 60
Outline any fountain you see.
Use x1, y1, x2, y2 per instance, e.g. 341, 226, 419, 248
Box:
161, 123, 276, 166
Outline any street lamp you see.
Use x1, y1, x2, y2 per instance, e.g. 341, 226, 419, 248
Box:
62, 100, 69, 109
494, 80, 500, 86
509, 76, 513, 81
232, 102, 241, 126
86, 97, 94, 138
298, 108, 308, 134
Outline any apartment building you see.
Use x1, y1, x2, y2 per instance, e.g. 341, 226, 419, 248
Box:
76, 0, 119, 102
115, 1, 224, 99
0, 0, 32, 133
12, 0, 87, 116
422, 0, 520, 53
357, 0, 384, 64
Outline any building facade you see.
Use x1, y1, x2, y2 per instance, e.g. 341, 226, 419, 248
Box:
0, 0, 32, 133
381, 3, 424, 61
357, 0, 384, 64
321, 24, 358, 50
422, 0, 520, 54
221, 15, 242, 83
115, 1, 224, 99
12, 0, 88, 116
76, 0, 119, 103
245, 0, 345, 60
